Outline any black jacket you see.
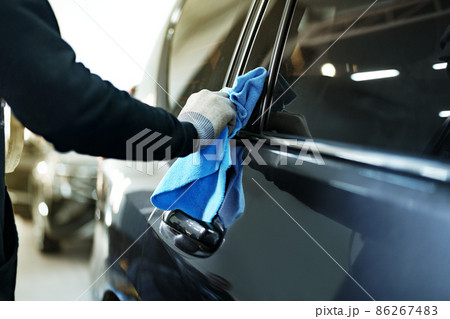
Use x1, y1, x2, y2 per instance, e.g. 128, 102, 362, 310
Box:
0, 0, 197, 300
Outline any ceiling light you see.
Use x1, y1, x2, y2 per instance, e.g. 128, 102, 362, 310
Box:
321, 63, 336, 77
439, 110, 450, 118
351, 69, 400, 82
433, 63, 447, 70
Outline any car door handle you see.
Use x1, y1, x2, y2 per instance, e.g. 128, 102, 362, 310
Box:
159, 209, 225, 258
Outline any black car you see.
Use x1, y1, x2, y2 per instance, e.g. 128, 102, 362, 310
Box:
90, 0, 450, 301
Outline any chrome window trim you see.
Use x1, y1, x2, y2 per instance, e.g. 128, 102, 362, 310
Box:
258, 0, 297, 131
224, 0, 262, 88
242, 132, 450, 182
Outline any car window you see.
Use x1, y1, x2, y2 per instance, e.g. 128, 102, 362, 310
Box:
243, 0, 287, 73
266, 0, 450, 157
238, 0, 287, 127
167, 0, 253, 115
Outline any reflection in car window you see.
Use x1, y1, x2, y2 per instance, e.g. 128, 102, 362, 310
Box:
168, 0, 252, 115
244, 0, 287, 73
268, 0, 450, 157
240, 0, 287, 127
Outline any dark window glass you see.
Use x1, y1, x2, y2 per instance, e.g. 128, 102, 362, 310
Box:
168, 0, 253, 115
267, 0, 450, 156
239, 0, 287, 128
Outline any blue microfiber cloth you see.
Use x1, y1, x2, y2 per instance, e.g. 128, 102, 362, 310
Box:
151, 67, 267, 225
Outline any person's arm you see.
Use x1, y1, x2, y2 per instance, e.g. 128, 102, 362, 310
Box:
0, 0, 197, 160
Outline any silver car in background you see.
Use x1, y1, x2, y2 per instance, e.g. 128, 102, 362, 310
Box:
30, 150, 98, 252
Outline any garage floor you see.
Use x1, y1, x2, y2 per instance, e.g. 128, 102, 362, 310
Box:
14, 216, 92, 301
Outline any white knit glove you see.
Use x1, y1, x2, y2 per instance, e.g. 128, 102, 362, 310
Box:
178, 90, 236, 141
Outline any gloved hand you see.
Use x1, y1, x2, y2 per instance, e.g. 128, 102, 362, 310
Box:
178, 89, 236, 142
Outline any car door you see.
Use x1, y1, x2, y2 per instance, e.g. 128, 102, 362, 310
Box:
155, 0, 450, 301
251, 0, 450, 300
158, 0, 355, 300
238, 0, 450, 300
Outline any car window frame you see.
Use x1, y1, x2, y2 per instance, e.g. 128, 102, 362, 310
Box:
229, 0, 293, 134
253, 0, 297, 132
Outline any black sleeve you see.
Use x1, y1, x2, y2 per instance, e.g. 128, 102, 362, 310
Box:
0, 0, 197, 160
